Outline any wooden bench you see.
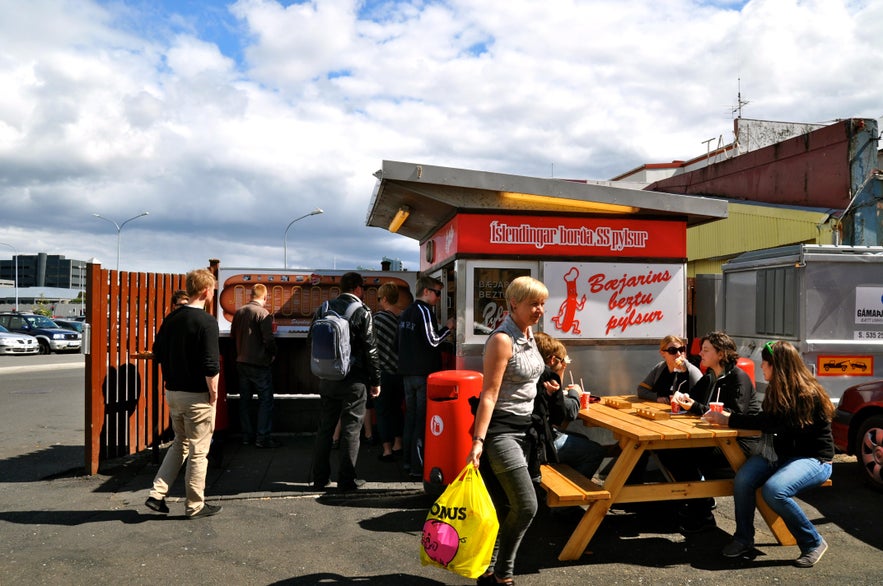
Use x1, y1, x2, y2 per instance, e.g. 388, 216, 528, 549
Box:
539, 463, 610, 507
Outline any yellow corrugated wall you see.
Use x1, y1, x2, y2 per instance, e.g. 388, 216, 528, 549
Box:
686, 202, 835, 277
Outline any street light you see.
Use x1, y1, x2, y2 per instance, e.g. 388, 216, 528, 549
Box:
92, 212, 149, 271
0, 242, 18, 311
283, 208, 323, 268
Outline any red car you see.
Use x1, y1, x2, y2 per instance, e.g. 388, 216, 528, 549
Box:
832, 380, 883, 492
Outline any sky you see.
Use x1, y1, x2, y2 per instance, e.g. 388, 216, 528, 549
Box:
1, 0, 882, 275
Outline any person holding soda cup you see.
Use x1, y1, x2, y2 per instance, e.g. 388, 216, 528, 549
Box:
637, 335, 703, 410
659, 331, 762, 534
531, 332, 606, 481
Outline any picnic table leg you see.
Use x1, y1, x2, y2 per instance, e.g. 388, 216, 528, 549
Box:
717, 438, 797, 546
558, 439, 647, 561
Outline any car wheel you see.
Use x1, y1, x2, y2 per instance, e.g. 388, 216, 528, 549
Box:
856, 414, 883, 492
38, 340, 51, 355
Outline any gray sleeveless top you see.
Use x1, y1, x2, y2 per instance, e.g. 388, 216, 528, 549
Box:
486, 314, 544, 417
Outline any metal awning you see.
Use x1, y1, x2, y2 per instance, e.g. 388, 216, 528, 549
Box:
366, 160, 729, 242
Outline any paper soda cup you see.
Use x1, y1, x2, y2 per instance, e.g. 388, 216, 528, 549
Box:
709, 402, 724, 413
580, 392, 591, 409
670, 395, 681, 414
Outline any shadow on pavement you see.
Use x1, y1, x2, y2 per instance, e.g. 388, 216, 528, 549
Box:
270, 573, 447, 585
0, 445, 84, 482
0, 508, 159, 525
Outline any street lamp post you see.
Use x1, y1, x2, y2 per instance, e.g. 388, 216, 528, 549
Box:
0, 242, 19, 311
92, 212, 150, 271
283, 208, 324, 268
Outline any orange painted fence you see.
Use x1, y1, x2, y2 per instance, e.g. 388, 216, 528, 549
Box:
84, 262, 188, 474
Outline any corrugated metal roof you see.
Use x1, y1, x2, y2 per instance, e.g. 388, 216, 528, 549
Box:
686, 201, 836, 277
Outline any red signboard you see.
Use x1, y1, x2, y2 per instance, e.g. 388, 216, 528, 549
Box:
421, 214, 685, 270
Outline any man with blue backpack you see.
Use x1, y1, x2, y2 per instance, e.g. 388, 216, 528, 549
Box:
309, 272, 381, 491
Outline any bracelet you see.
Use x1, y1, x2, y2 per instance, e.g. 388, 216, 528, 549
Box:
473, 436, 484, 444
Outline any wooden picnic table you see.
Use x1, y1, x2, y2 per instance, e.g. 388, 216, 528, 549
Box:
547, 394, 798, 561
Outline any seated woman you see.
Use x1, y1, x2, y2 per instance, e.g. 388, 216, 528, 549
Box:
637, 334, 703, 403
532, 332, 605, 481
704, 340, 834, 568
664, 331, 761, 533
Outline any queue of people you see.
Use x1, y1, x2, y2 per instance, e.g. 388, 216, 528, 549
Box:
145, 269, 835, 576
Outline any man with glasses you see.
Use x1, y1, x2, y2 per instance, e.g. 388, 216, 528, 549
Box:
398, 276, 455, 479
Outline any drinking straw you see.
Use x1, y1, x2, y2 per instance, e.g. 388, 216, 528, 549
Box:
580, 378, 585, 393
569, 371, 575, 386
714, 387, 721, 403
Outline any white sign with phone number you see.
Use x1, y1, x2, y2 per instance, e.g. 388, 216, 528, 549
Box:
855, 286, 883, 325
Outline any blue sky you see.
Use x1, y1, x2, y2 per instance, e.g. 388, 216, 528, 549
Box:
1, 0, 881, 274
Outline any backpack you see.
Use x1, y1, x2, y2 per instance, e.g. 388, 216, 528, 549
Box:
309, 299, 362, 380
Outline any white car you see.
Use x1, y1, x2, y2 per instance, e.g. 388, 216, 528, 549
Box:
0, 324, 39, 355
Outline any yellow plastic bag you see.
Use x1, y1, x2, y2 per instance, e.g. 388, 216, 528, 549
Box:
420, 463, 500, 579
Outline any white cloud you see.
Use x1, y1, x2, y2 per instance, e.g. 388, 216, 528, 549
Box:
0, 0, 882, 276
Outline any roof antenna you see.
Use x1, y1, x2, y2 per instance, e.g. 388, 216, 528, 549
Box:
733, 77, 749, 119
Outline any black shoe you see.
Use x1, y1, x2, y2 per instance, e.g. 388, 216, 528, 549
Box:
378, 452, 396, 462
311, 479, 331, 490
391, 448, 404, 459
255, 438, 281, 449
145, 496, 169, 514
241, 436, 251, 446
338, 479, 366, 491
409, 471, 423, 481
188, 503, 222, 519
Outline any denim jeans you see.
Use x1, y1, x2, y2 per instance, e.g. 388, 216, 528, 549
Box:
237, 363, 274, 442
402, 375, 427, 473
733, 455, 832, 552
553, 431, 605, 479
484, 431, 538, 580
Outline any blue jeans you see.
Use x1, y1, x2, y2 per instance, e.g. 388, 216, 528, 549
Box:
733, 455, 832, 552
237, 363, 274, 442
484, 431, 538, 580
553, 431, 605, 479
402, 375, 427, 473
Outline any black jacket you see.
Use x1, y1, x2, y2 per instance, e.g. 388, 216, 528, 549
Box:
729, 397, 835, 462
397, 299, 450, 376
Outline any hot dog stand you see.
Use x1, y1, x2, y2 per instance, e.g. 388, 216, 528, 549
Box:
365, 160, 728, 397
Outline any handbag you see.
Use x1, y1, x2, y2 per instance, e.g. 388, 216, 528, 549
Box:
753, 432, 779, 465
420, 463, 500, 579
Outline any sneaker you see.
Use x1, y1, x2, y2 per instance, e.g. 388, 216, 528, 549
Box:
145, 496, 169, 514
255, 438, 281, 449
337, 479, 366, 491
794, 538, 828, 567
188, 503, 222, 519
722, 539, 752, 558
311, 480, 331, 490
678, 513, 717, 533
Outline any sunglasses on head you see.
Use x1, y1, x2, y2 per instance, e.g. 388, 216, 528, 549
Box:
664, 346, 686, 355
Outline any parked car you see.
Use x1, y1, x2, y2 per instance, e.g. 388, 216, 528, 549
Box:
53, 319, 85, 333
0, 312, 82, 354
832, 379, 883, 492
0, 324, 39, 355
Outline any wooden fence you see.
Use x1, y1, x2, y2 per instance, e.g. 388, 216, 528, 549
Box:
84, 262, 191, 474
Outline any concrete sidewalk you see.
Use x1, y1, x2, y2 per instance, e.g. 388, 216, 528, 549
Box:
2, 432, 882, 586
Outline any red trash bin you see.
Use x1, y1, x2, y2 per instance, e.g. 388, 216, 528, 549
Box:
736, 357, 756, 386
424, 370, 483, 496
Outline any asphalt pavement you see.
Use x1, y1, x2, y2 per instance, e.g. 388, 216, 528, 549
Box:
1, 355, 882, 585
